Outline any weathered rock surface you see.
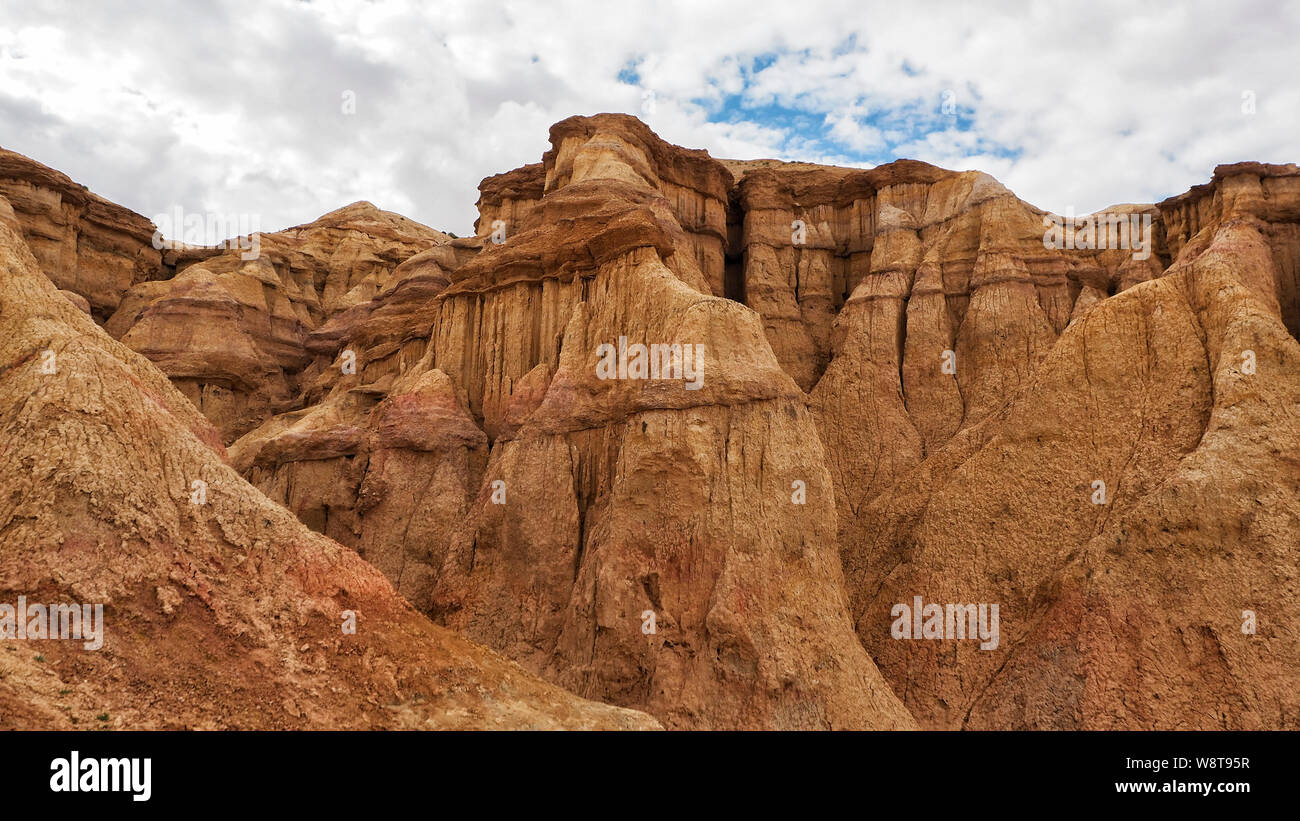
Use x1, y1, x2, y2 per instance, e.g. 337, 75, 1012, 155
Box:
106, 202, 450, 441
217, 119, 1300, 731
842, 162, 1300, 729
232, 114, 917, 730
0, 214, 657, 729
735, 160, 1166, 523
0, 148, 164, 321
5, 117, 1297, 732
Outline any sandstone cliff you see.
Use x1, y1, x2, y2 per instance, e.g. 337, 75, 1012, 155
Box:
4, 116, 1296, 731
843, 162, 1300, 728
229, 114, 917, 730
105, 203, 449, 442
0, 149, 164, 322
0, 212, 655, 729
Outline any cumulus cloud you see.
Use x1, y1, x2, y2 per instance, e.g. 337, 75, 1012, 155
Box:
0, 0, 1294, 236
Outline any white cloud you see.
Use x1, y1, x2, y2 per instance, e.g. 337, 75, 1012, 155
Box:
0, 0, 1294, 236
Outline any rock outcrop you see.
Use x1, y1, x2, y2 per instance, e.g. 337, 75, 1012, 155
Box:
735, 161, 1165, 520
200, 119, 1300, 731
106, 202, 449, 441
0, 149, 164, 321
4, 118, 1297, 732
0, 212, 656, 729
231, 114, 917, 730
842, 161, 1300, 729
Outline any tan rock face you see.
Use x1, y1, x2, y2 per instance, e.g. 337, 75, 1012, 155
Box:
479, 115, 733, 297
0, 216, 656, 730
242, 128, 1297, 730
106, 202, 450, 441
0, 146, 457, 444
837, 163, 1300, 729
5, 116, 1297, 732
185, 121, 1300, 731
0, 148, 164, 320
230, 366, 488, 615
233, 113, 916, 730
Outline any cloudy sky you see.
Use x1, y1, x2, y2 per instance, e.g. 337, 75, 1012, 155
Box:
1, 0, 1295, 239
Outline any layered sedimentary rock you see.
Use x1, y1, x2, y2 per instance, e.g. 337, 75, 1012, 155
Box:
0, 148, 164, 321
0, 213, 655, 730
724, 153, 1300, 729
219, 119, 1300, 731
0, 145, 457, 444
6, 116, 1297, 732
230, 365, 488, 615
232, 114, 917, 730
106, 202, 449, 441
735, 161, 1165, 520
844, 162, 1300, 728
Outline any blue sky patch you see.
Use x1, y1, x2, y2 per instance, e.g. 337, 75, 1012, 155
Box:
619, 49, 1022, 167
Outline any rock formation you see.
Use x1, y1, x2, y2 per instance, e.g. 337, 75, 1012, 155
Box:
228, 115, 917, 730
843, 162, 1300, 729
0, 210, 655, 729
0, 149, 163, 322
106, 203, 448, 442
2, 117, 1296, 731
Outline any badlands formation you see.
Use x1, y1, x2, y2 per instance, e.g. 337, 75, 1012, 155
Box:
1, 115, 1297, 729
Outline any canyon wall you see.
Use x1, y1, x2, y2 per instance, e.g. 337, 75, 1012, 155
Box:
0, 209, 656, 729
4, 117, 1296, 730
229, 115, 916, 730
0, 148, 164, 321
